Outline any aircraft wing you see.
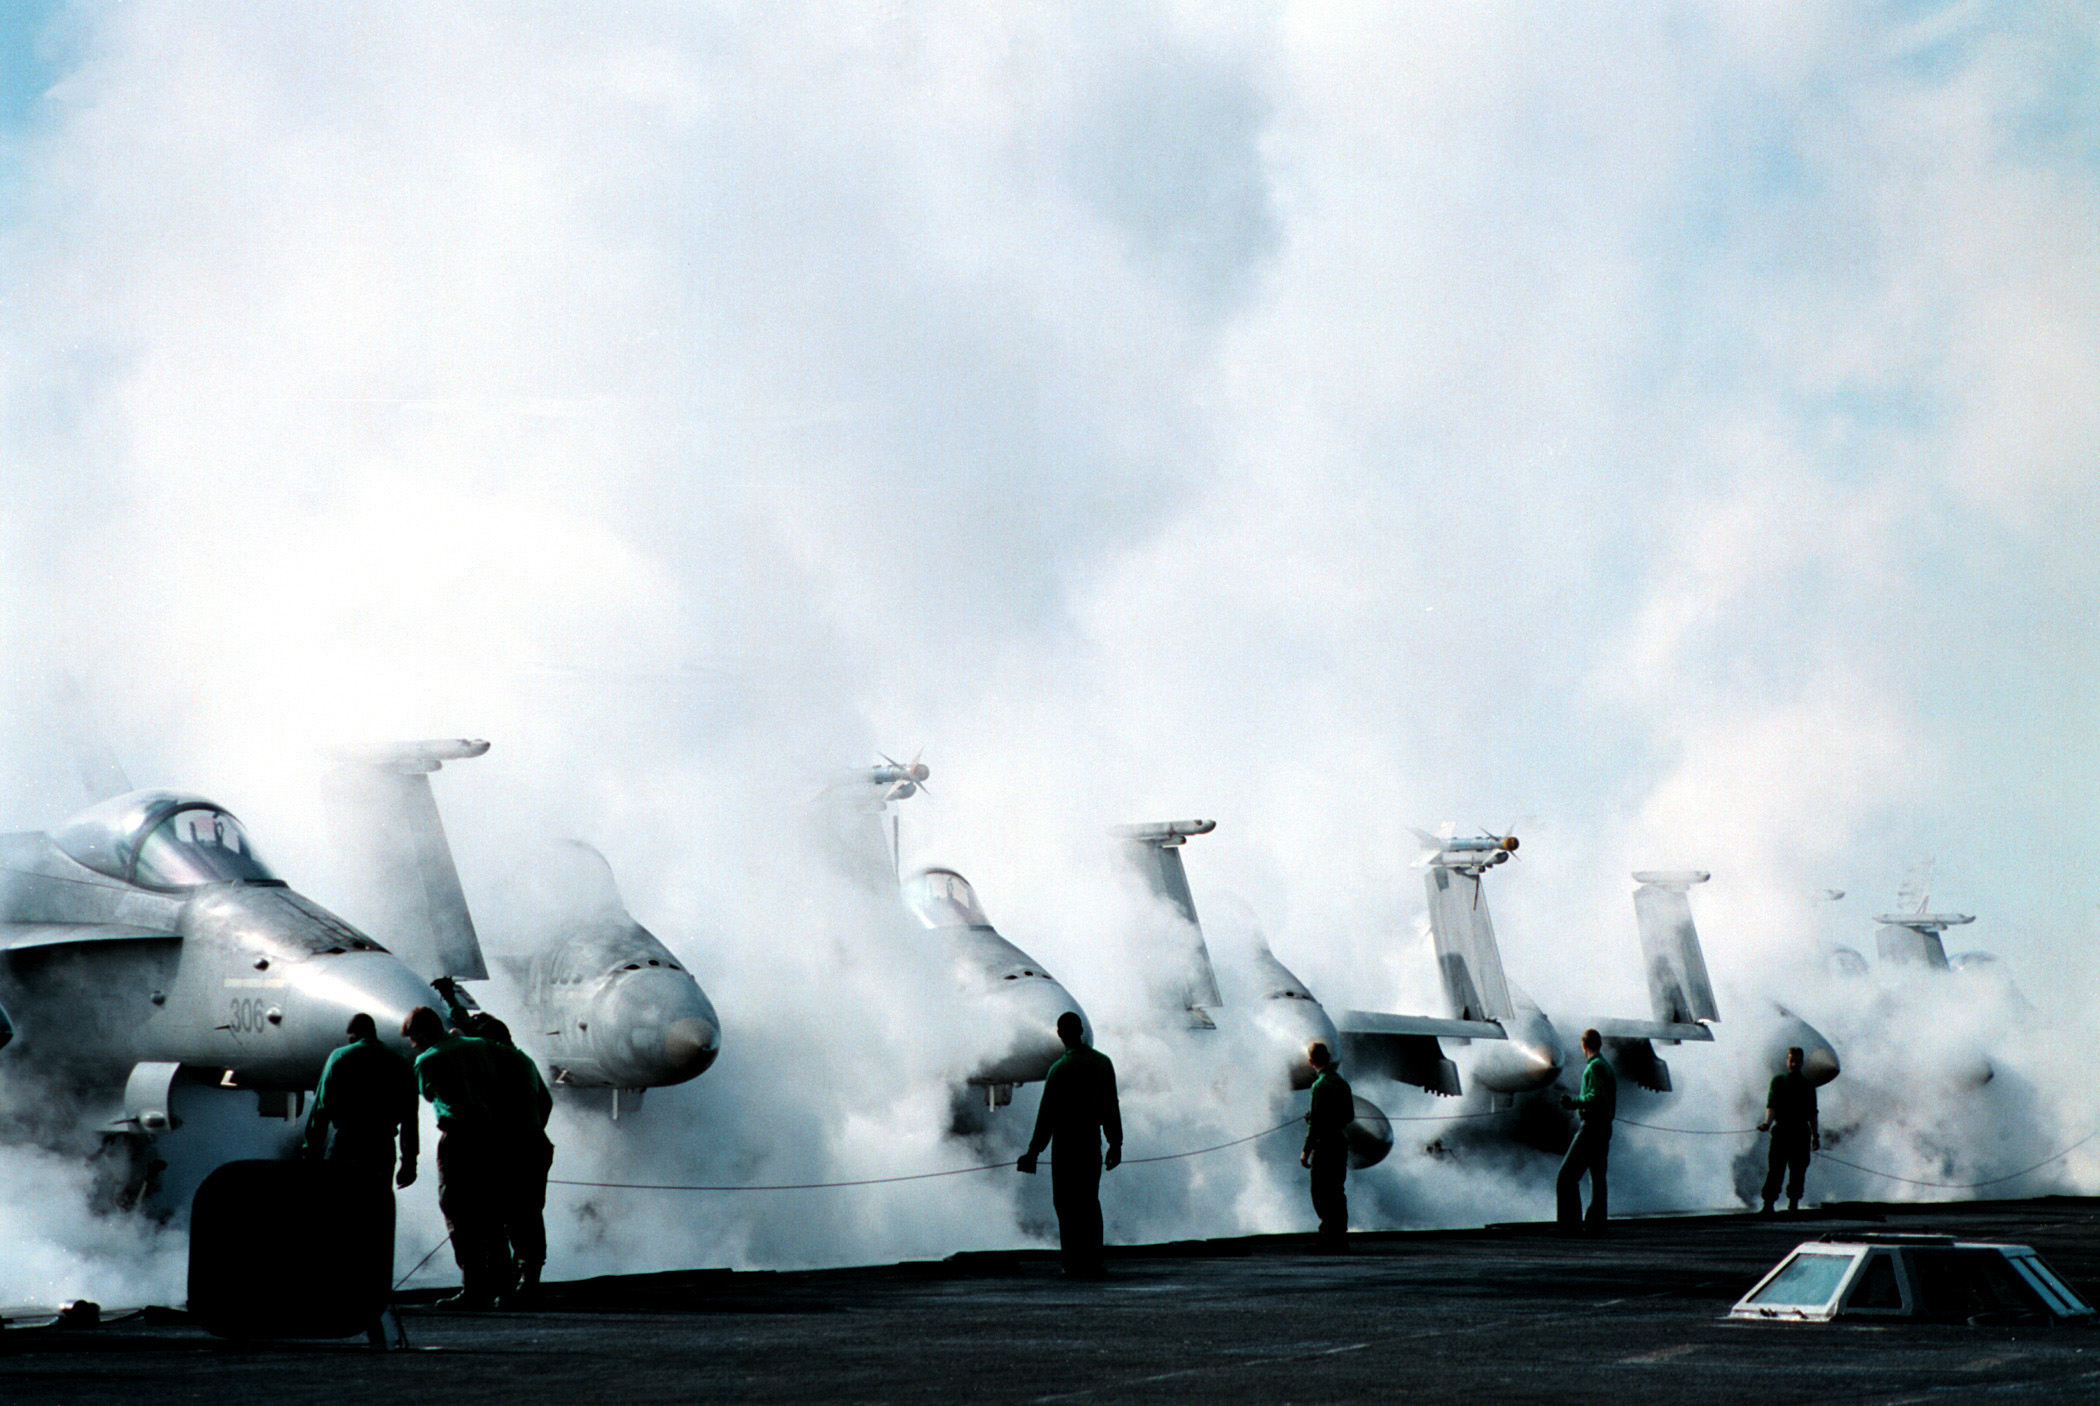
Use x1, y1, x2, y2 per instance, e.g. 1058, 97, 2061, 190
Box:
1335, 1010, 1506, 1041
1578, 1016, 1713, 1094
1333, 1010, 1506, 1098
1587, 1017, 1713, 1044
0, 922, 180, 950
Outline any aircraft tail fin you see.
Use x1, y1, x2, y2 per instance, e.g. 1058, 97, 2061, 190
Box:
325, 739, 491, 982
1631, 870, 1719, 1025
1425, 865, 1515, 1023
1114, 821, 1224, 1013
1875, 922, 1952, 969
51, 674, 132, 803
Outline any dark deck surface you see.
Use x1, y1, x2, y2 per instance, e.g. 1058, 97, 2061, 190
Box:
7, 1198, 2100, 1404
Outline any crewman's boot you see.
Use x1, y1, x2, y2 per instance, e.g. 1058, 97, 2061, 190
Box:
502, 1261, 543, 1309
1787, 1198, 1800, 1213
1759, 1201, 1774, 1216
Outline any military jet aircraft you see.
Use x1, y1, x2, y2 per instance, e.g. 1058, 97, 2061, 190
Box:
0, 777, 441, 1166
1116, 820, 1508, 1168
1816, 876, 2026, 1093
834, 760, 1090, 1109
324, 740, 720, 1117
1874, 882, 1979, 973
1388, 833, 1838, 1112
1830, 869, 2004, 980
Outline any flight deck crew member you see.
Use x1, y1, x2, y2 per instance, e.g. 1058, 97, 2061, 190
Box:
1017, 1012, 1122, 1278
300, 1012, 418, 1192
475, 1013, 556, 1306
404, 1004, 511, 1309
1556, 1028, 1616, 1231
1757, 1046, 1821, 1214
1301, 1042, 1354, 1251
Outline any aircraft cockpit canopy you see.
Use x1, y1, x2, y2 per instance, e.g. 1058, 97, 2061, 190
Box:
905, 868, 991, 929
55, 791, 281, 890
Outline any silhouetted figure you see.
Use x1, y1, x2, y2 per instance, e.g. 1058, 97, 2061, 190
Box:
301, 1012, 418, 1192
1556, 1027, 1616, 1231
404, 1004, 512, 1309
474, 1012, 556, 1306
1300, 1042, 1353, 1251
1017, 1012, 1121, 1277
1758, 1046, 1821, 1213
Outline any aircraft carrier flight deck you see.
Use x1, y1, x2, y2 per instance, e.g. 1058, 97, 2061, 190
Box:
6, 1196, 2100, 1405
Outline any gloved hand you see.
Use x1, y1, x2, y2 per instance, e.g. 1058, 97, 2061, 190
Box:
1811, 1133, 1822, 1151
1299, 1150, 1312, 1169
1015, 1152, 1037, 1175
1104, 1146, 1121, 1171
397, 1163, 418, 1189
1756, 1121, 1771, 1133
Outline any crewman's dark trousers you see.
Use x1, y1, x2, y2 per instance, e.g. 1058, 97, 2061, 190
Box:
1556, 1119, 1611, 1228
1050, 1141, 1104, 1275
1762, 1126, 1812, 1207
436, 1125, 508, 1299
1308, 1145, 1349, 1246
502, 1133, 555, 1273
325, 1130, 399, 1194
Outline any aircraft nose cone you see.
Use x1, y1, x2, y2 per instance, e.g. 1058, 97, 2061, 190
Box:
592, 968, 721, 1088
1345, 1094, 1394, 1170
1253, 996, 1341, 1091
288, 951, 443, 1060
975, 976, 1085, 1085
1771, 1011, 1841, 1087
663, 1015, 720, 1080
1803, 1044, 1841, 1086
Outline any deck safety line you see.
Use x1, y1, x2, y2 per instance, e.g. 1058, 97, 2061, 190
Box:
396, 1110, 1510, 1284
394, 1233, 454, 1290
1617, 1116, 2100, 1191
539, 1108, 1509, 1194
391, 1114, 2100, 1287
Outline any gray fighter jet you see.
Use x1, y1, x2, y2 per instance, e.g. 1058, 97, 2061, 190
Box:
0, 781, 440, 1149
1873, 877, 1978, 972
1396, 833, 1838, 1102
1116, 821, 1503, 1168
835, 760, 1090, 1109
325, 741, 720, 1117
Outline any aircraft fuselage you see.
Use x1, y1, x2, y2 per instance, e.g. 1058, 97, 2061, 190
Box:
0, 822, 438, 1096
524, 914, 721, 1090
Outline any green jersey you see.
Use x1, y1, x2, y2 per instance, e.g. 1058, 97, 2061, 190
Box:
1304, 1066, 1354, 1156
303, 1035, 418, 1159
1766, 1069, 1818, 1129
1571, 1054, 1617, 1123
414, 1033, 510, 1130
1027, 1045, 1121, 1157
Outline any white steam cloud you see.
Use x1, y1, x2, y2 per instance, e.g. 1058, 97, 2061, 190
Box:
1, 2, 2096, 1299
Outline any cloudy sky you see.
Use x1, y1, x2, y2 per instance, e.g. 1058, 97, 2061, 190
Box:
0, 1, 2095, 1278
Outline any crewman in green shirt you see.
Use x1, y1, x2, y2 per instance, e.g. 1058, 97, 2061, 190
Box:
404, 1004, 512, 1309
300, 1012, 418, 1193
1017, 1011, 1121, 1278
474, 1013, 556, 1307
1556, 1027, 1616, 1231
1757, 1046, 1821, 1213
1300, 1042, 1354, 1251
